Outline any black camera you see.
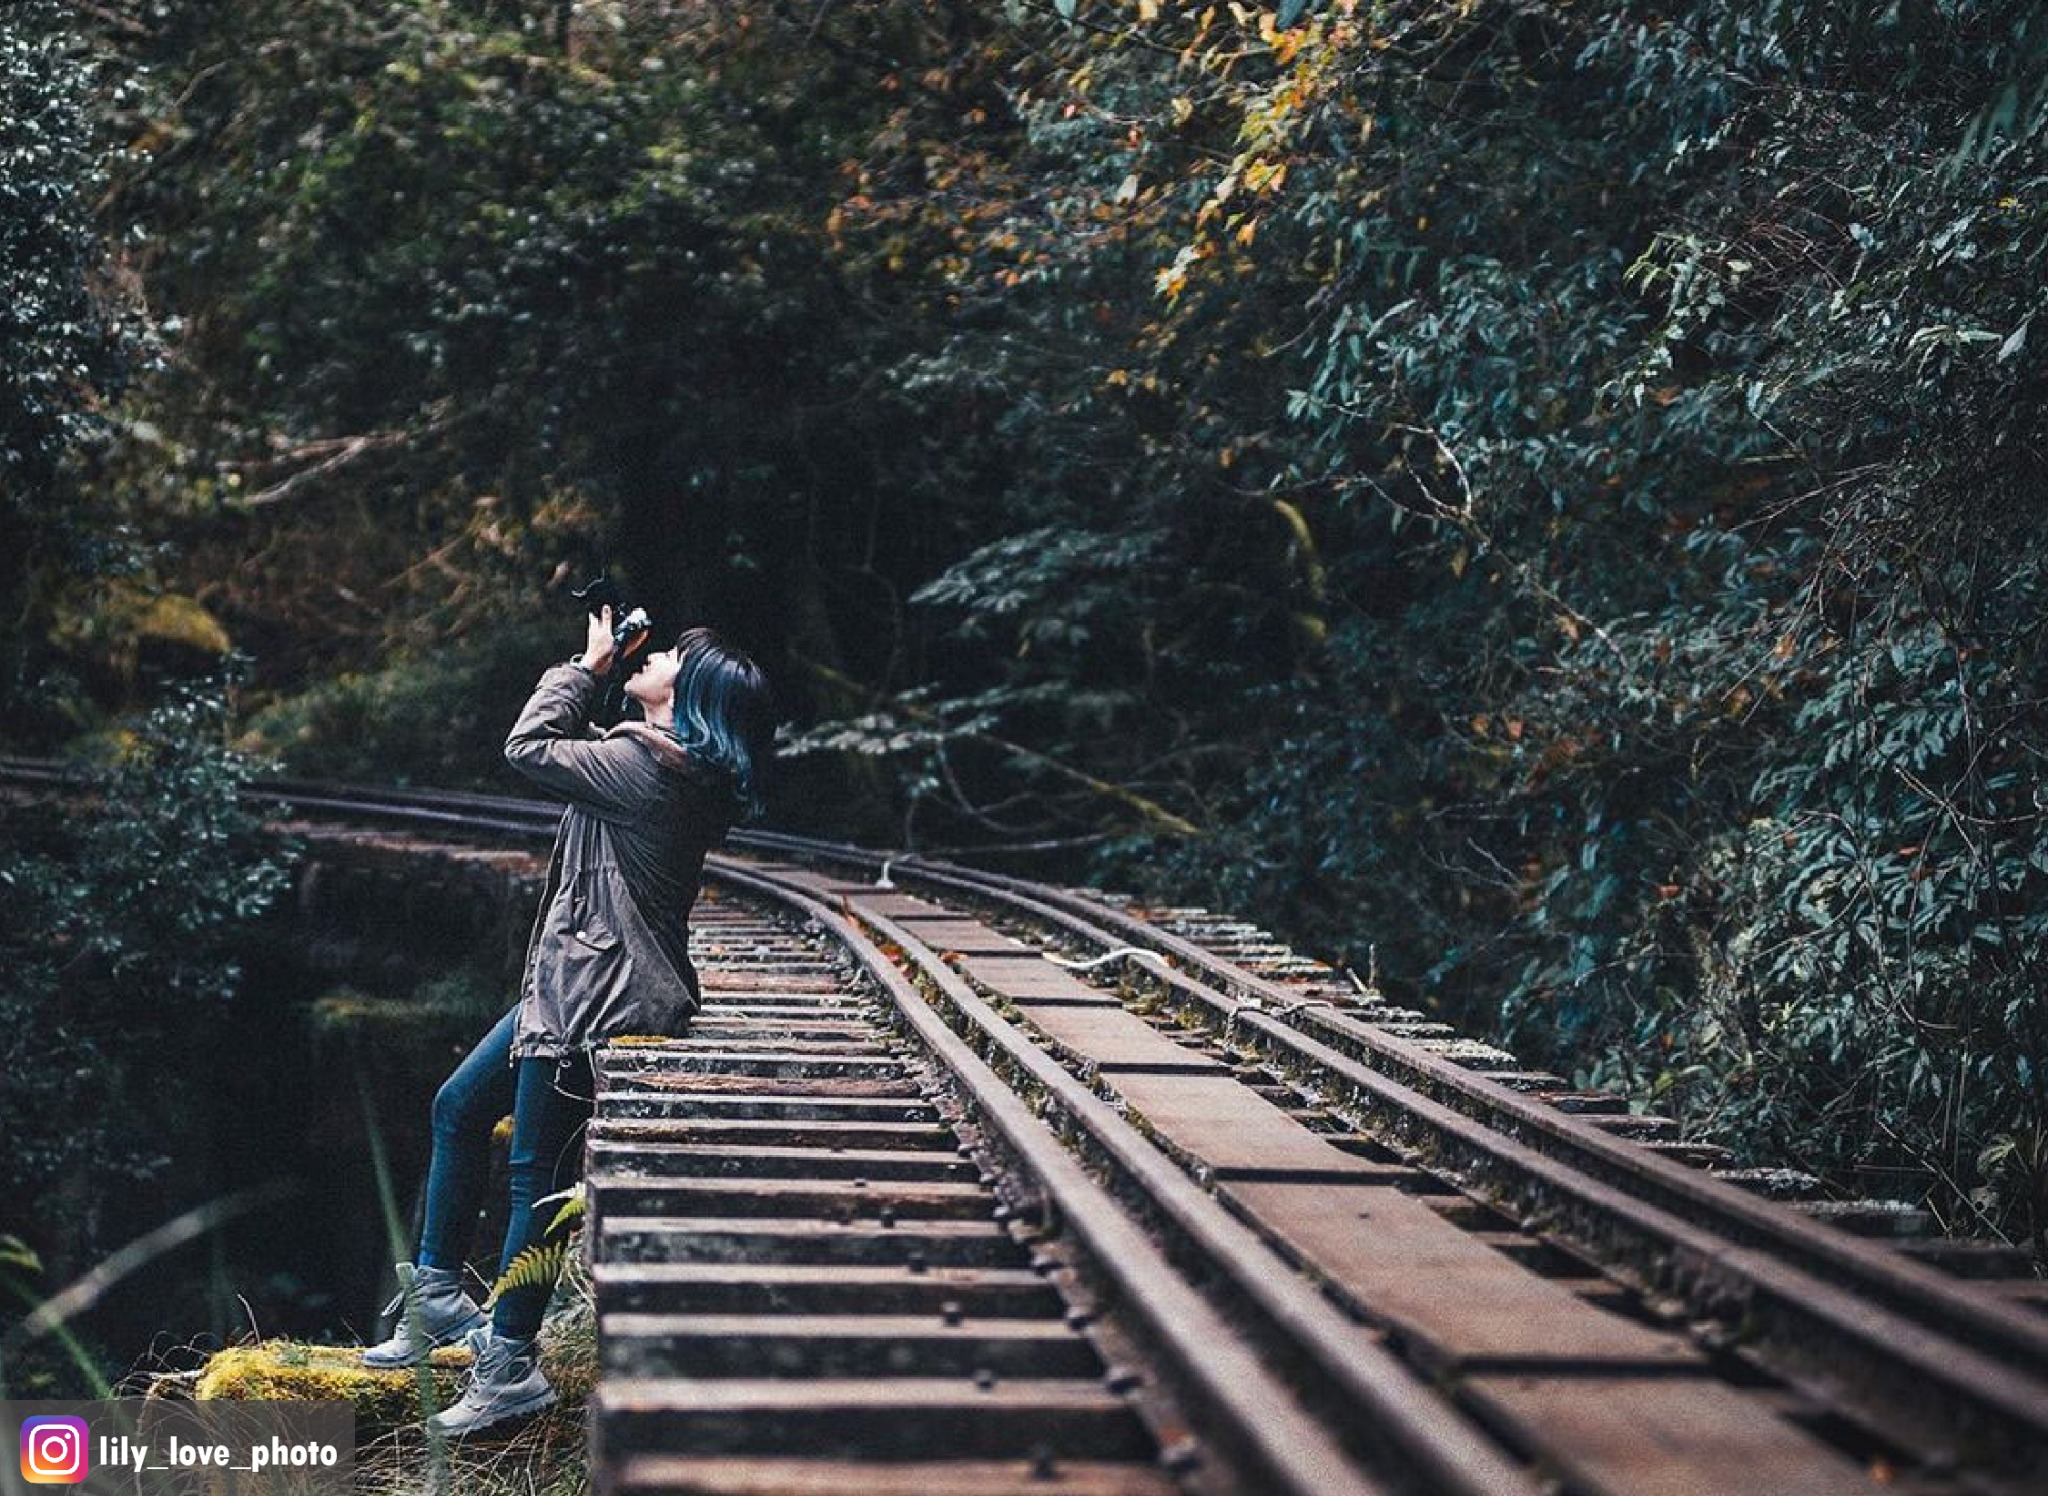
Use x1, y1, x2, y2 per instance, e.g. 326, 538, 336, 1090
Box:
571, 575, 655, 720
572, 575, 655, 660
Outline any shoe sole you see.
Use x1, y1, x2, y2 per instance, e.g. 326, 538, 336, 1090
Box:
361, 1315, 489, 1369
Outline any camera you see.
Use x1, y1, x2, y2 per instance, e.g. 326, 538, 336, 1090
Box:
571, 575, 655, 721
572, 575, 655, 661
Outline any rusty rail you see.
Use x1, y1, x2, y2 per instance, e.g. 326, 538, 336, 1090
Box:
711, 858, 1534, 1496
732, 836, 2048, 1482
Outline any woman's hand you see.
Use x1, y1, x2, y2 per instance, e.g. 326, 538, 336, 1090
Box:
581, 605, 617, 675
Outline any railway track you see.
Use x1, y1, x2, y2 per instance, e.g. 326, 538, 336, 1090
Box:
5, 761, 2046, 1494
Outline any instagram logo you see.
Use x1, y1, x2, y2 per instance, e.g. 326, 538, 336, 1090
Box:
19, 1417, 89, 1483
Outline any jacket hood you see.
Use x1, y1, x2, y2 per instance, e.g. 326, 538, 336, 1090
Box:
608, 720, 723, 785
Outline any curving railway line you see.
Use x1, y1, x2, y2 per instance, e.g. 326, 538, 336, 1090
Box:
4, 761, 2046, 1495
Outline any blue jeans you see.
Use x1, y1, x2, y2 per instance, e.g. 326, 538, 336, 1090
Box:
416, 1007, 593, 1340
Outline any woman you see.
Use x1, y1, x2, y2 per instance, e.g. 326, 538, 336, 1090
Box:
362, 608, 772, 1438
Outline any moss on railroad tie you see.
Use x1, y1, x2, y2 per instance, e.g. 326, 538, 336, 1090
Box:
192, 1340, 476, 1426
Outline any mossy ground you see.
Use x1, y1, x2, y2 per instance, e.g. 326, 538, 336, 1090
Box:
179, 1252, 597, 1495
307, 972, 506, 1042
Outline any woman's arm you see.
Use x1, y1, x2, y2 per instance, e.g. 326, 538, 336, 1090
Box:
502, 608, 647, 817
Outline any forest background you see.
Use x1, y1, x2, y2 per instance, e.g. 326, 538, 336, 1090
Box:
5, 0, 2047, 1316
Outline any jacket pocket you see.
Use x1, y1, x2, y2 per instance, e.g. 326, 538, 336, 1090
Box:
568, 920, 621, 953
555, 914, 633, 1018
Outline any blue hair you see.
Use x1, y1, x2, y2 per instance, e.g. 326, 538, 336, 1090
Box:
667, 627, 773, 821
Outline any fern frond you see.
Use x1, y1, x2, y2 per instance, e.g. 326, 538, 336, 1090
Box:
540, 1181, 588, 1235
484, 1239, 569, 1308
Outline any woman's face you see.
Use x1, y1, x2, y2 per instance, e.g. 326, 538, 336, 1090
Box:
624, 644, 683, 710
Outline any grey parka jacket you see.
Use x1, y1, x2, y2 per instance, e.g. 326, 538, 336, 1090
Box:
502, 662, 732, 1065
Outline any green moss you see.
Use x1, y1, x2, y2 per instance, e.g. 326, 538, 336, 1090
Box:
193, 1340, 473, 1426
308, 990, 421, 1036
191, 1255, 598, 1495
309, 971, 504, 1040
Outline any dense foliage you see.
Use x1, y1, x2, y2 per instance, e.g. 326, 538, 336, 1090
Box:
0, 678, 295, 1283
794, 0, 2048, 1242
22, 0, 2048, 1249
0, 4, 298, 1389
0, 0, 142, 721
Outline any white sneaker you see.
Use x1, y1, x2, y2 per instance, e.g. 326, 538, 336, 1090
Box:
362, 1262, 487, 1368
426, 1327, 557, 1437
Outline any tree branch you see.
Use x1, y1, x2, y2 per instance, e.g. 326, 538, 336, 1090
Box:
797, 654, 1205, 839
